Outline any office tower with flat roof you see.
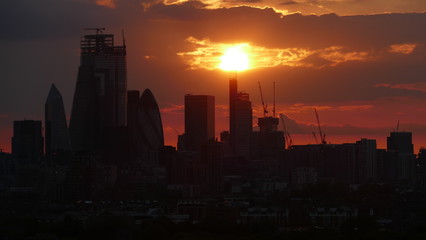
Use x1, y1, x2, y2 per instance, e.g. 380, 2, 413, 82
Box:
12, 120, 44, 163
184, 94, 215, 152
69, 29, 127, 152
229, 78, 252, 160
357, 138, 377, 183
229, 78, 238, 152
387, 131, 415, 183
387, 132, 414, 154
45, 84, 71, 162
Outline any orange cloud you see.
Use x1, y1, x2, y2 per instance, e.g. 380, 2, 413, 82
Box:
375, 82, 426, 93
337, 105, 374, 111
318, 46, 371, 66
160, 104, 184, 114
154, 0, 426, 16
389, 43, 417, 54
178, 37, 315, 70
96, 0, 116, 8
179, 38, 379, 70
161, 0, 292, 15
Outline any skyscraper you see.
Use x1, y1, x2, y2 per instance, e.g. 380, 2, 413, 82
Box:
252, 116, 284, 161
229, 78, 252, 160
184, 94, 215, 152
356, 138, 377, 183
387, 132, 414, 154
69, 29, 127, 152
125, 88, 165, 163
45, 84, 71, 162
12, 120, 44, 163
229, 79, 238, 151
387, 131, 415, 183
137, 89, 165, 152
127, 90, 140, 129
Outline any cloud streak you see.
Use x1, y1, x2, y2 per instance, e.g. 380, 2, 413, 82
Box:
96, 0, 117, 8
375, 82, 426, 94
177, 37, 387, 70
389, 43, 418, 54
153, 0, 426, 15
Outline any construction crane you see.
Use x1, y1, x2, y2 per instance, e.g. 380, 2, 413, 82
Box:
172, 128, 180, 136
280, 113, 294, 148
312, 131, 319, 144
258, 82, 268, 117
314, 108, 326, 144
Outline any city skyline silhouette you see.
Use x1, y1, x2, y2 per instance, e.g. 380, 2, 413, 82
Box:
1, 2, 426, 238
2, 4, 426, 152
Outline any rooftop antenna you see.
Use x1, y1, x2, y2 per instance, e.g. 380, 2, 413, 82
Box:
122, 29, 126, 47
273, 81, 276, 118
396, 120, 400, 132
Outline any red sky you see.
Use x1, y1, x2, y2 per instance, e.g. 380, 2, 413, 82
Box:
1, 0, 426, 153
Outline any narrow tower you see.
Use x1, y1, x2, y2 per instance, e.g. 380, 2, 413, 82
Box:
229, 78, 252, 160
45, 84, 71, 162
184, 94, 215, 152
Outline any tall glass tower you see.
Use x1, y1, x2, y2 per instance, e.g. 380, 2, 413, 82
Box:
229, 78, 252, 160
69, 29, 127, 152
184, 94, 215, 152
45, 84, 71, 162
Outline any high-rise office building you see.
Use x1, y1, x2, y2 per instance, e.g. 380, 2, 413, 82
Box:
127, 90, 140, 129
12, 120, 44, 163
252, 116, 284, 161
45, 84, 71, 162
387, 132, 414, 154
69, 29, 127, 152
387, 131, 415, 183
356, 138, 377, 183
137, 89, 165, 152
229, 78, 252, 160
229, 79, 238, 151
184, 94, 215, 152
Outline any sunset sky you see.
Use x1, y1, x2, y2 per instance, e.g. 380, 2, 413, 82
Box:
1, 0, 426, 152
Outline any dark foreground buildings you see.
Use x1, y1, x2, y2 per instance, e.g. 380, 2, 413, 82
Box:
12, 120, 44, 164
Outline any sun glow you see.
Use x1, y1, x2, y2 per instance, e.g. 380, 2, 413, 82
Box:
219, 44, 250, 71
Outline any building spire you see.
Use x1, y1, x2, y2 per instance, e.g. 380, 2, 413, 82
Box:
122, 29, 126, 47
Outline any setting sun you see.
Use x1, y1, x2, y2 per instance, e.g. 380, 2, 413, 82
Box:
218, 44, 250, 71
